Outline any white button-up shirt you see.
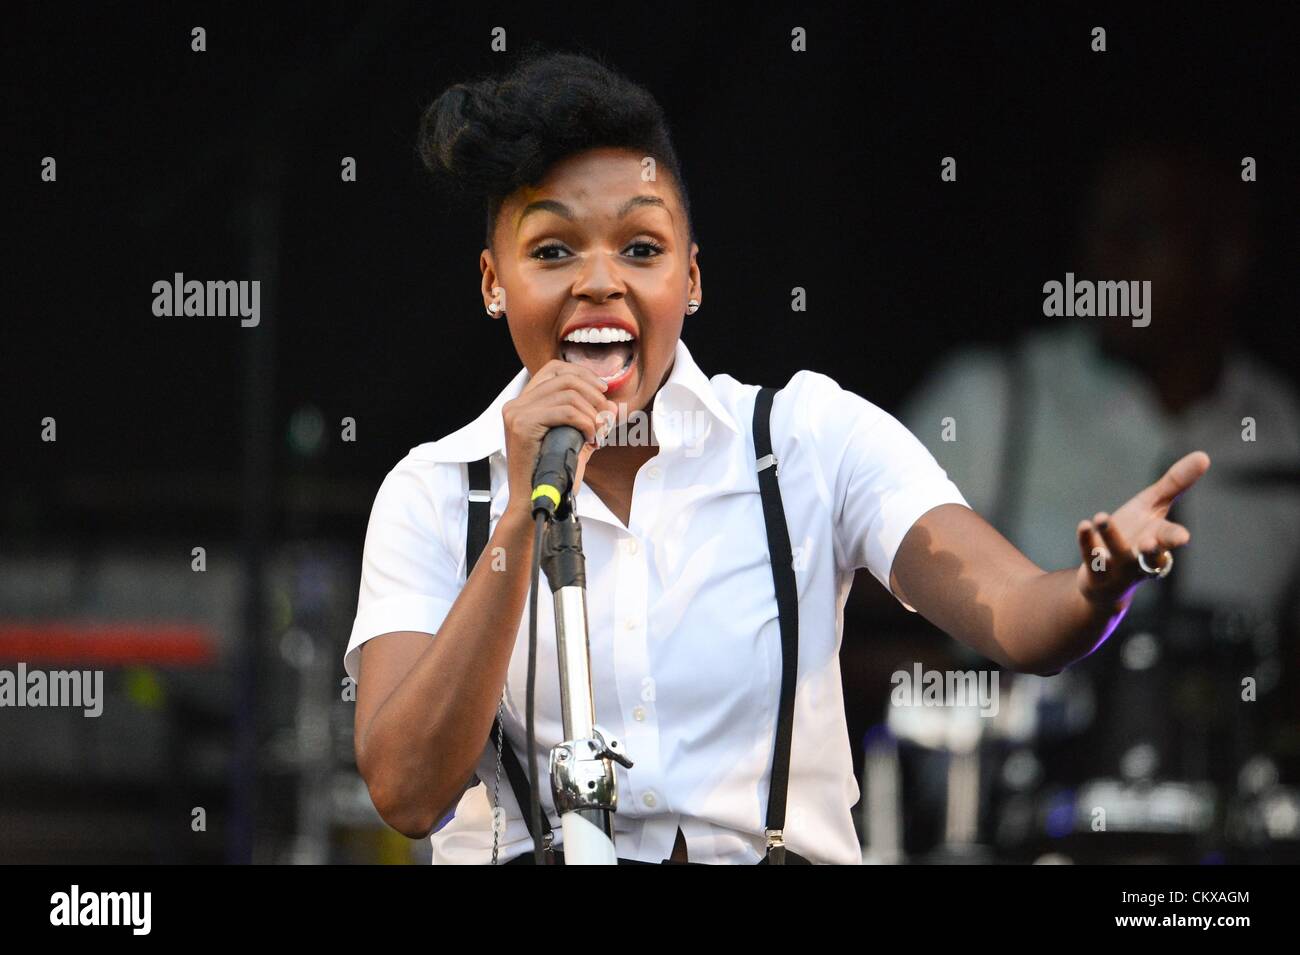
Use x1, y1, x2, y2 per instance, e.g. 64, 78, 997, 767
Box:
345, 338, 970, 864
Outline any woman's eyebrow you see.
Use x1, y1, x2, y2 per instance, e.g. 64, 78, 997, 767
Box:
517, 194, 668, 228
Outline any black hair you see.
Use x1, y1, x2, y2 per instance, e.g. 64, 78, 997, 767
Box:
417, 47, 696, 252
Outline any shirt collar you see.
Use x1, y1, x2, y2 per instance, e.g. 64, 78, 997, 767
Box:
415, 337, 740, 464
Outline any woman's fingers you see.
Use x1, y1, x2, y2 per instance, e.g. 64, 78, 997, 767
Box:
1076, 514, 1138, 602
1077, 518, 1105, 568
1133, 519, 1191, 558
1075, 456, 1206, 600
1143, 450, 1211, 510
530, 365, 613, 410
1077, 508, 1192, 588
1091, 511, 1134, 573
574, 440, 597, 494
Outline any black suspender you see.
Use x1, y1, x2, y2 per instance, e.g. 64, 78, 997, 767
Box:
466, 457, 492, 584
751, 385, 799, 864
463, 385, 805, 864
465, 457, 555, 856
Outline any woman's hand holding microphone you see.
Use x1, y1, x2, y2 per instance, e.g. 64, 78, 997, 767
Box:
500, 361, 619, 524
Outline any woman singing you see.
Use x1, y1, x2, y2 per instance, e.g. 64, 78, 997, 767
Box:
344, 50, 1210, 864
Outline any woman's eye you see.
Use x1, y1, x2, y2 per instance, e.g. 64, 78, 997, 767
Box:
626, 240, 665, 258
529, 241, 665, 261
530, 243, 569, 261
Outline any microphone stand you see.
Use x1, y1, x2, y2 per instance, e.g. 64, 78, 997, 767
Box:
535, 490, 633, 864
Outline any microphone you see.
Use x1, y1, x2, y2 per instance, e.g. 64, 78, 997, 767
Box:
530, 425, 585, 517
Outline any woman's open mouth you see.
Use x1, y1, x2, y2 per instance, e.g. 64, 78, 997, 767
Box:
559, 325, 638, 393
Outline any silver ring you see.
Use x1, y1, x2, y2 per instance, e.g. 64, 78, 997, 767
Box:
1135, 548, 1173, 578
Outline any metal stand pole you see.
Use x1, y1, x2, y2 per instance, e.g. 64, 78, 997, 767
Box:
537, 496, 632, 864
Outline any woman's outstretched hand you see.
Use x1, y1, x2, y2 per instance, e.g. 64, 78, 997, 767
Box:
1074, 450, 1212, 608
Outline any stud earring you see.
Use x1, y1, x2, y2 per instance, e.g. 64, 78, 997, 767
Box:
686, 299, 700, 315
487, 287, 506, 319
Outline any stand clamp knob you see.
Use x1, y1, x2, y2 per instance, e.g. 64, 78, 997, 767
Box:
550, 725, 634, 814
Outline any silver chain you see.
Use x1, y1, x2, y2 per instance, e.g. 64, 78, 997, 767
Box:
490, 694, 506, 864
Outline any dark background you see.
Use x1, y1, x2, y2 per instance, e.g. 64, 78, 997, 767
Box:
3, 1, 1297, 863
8, 2, 1296, 541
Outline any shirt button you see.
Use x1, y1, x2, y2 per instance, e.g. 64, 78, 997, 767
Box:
632, 705, 646, 722
623, 538, 639, 555
624, 618, 637, 631
647, 466, 662, 480
642, 791, 657, 808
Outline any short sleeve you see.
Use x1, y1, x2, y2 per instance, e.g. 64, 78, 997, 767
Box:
343, 458, 464, 683
793, 371, 971, 612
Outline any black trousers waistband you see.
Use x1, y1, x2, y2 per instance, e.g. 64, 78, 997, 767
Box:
501, 848, 812, 865
503, 850, 700, 865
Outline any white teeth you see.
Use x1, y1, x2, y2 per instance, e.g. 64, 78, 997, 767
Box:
562, 326, 635, 343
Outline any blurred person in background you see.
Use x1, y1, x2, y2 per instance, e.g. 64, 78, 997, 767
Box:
890, 138, 1300, 855
903, 140, 1300, 617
